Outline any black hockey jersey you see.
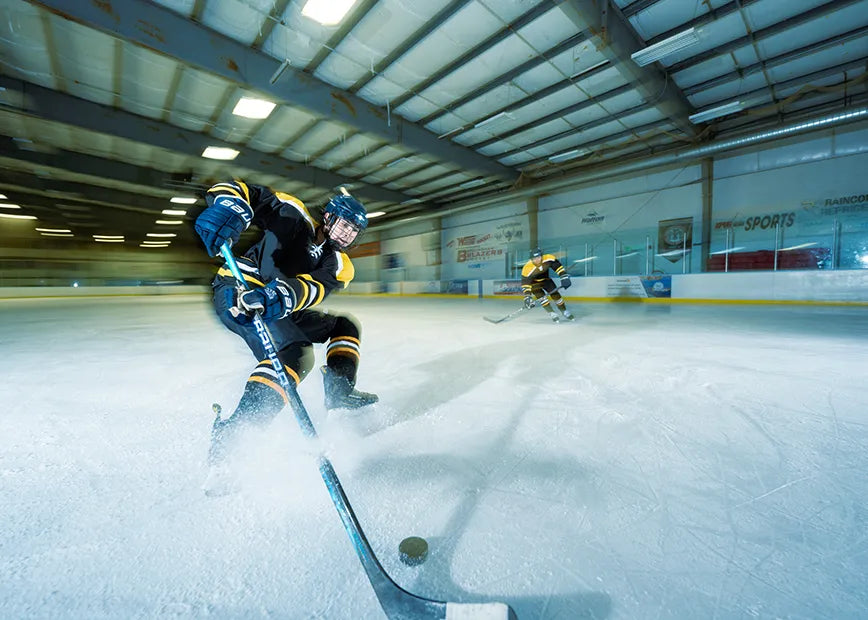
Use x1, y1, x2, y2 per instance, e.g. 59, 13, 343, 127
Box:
520, 253, 567, 293
206, 180, 354, 312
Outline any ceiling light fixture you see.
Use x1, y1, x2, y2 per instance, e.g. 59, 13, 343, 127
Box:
146, 233, 177, 238
155, 220, 184, 225
202, 146, 240, 160
93, 235, 123, 240
631, 27, 700, 67
0, 203, 21, 209
170, 197, 197, 205
94, 238, 124, 243
548, 148, 589, 163
569, 60, 608, 80
688, 100, 747, 124
0, 194, 6, 199
162, 209, 187, 216
474, 112, 508, 129
366, 211, 386, 219
0, 212, 36, 220
232, 97, 277, 120
40, 232, 74, 237
437, 126, 465, 139
36, 227, 72, 233
301, 0, 358, 25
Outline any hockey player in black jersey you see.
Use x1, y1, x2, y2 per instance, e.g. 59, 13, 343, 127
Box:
520, 247, 574, 322
194, 180, 378, 472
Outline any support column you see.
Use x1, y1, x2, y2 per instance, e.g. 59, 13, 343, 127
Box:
700, 158, 714, 272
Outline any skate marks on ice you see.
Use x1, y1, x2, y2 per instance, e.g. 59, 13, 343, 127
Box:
340, 362, 612, 620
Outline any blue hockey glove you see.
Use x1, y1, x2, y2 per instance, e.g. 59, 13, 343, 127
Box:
227, 279, 296, 324
523, 294, 535, 309
195, 196, 253, 256
560, 275, 572, 289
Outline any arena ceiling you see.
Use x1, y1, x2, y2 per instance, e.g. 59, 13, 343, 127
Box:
0, 0, 866, 250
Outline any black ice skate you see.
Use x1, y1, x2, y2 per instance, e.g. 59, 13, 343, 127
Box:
321, 366, 379, 410
562, 309, 575, 321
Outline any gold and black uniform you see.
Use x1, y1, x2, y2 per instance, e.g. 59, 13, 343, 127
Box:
521, 253, 567, 302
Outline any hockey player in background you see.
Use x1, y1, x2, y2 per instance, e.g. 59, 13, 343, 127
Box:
194, 180, 378, 488
521, 247, 574, 322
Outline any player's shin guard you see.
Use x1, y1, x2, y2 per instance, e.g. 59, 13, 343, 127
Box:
208, 361, 292, 465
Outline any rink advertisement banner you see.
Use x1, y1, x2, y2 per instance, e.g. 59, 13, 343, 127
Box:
444, 219, 526, 279
605, 276, 672, 298
493, 280, 523, 295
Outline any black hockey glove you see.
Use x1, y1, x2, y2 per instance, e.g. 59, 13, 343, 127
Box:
194, 196, 253, 256
228, 279, 296, 324
523, 294, 535, 309
560, 275, 572, 289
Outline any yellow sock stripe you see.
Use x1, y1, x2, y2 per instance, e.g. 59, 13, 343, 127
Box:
332, 336, 361, 346
293, 277, 310, 310
249, 376, 289, 404
327, 347, 360, 360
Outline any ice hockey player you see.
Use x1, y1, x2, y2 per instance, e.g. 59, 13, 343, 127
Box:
521, 247, 574, 322
194, 180, 378, 478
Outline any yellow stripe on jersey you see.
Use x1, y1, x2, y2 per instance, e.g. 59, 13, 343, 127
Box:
335, 252, 355, 287
217, 267, 264, 287
298, 274, 326, 306
275, 192, 317, 233
234, 180, 250, 204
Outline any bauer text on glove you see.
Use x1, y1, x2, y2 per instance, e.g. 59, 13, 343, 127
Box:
195, 196, 253, 256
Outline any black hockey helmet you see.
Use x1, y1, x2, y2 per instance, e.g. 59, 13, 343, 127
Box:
323, 193, 368, 250
530, 247, 543, 259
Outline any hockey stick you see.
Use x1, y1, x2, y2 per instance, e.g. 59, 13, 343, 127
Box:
219, 244, 516, 620
484, 286, 566, 324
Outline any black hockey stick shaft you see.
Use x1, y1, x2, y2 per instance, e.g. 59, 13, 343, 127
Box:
220, 244, 515, 620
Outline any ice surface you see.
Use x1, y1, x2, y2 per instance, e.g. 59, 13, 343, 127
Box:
1, 294, 867, 619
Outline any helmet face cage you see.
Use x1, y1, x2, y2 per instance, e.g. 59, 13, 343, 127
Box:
323, 194, 368, 250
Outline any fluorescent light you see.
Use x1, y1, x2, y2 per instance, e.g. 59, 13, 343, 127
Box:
36, 227, 72, 233
548, 148, 588, 163
162, 209, 187, 216
142, 240, 171, 245
631, 27, 700, 66
269, 59, 291, 85
437, 126, 464, 139
366, 211, 385, 218
569, 60, 608, 80
40, 232, 74, 237
709, 247, 746, 255
202, 146, 240, 160
0, 212, 36, 220
232, 97, 276, 120
93, 235, 124, 240
780, 242, 818, 251
0, 203, 21, 209
146, 233, 177, 238
0, 194, 6, 199
94, 238, 124, 243
301, 0, 358, 25
141, 243, 171, 248
474, 112, 507, 129
689, 100, 747, 124
170, 197, 197, 205
155, 219, 184, 225
458, 178, 486, 189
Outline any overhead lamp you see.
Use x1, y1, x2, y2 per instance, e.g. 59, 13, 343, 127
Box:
0, 203, 21, 209
301, 0, 358, 25
366, 211, 386, 219
155, 219, 184, 225
569, 60, 608, 81
232, 97, 276, 120
94, 238, 124, 243
458, 178, 486, 189
0, 194, 6, 199
170, 197, 197, 205
548, 148, 589, 163
40, 232, 74, 237
93, 234, 123, 240
162, 209, 187, 216
474, 112, 508, 129
688, 100, 747, 124
0, 212, 36, 220
202, 146, 240, 160
140, 244, 169, 248
36, 227, 71, 233
146, 233, 177, 238
631, 27, 700, 67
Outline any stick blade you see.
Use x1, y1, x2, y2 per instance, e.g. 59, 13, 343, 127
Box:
446, 602, 516, 620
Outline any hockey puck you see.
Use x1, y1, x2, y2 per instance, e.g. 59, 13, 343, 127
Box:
398, 536, 428, 566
